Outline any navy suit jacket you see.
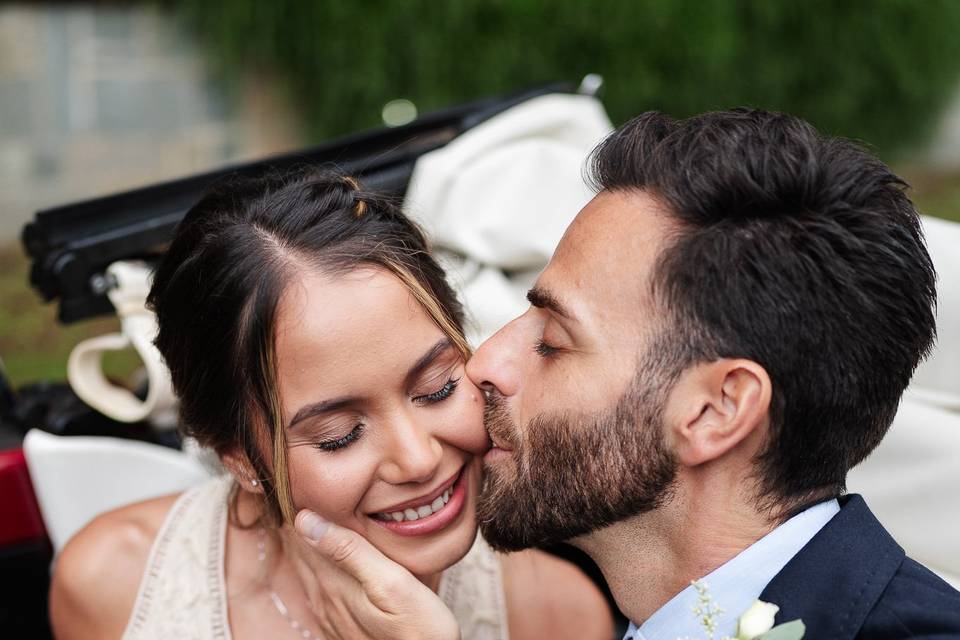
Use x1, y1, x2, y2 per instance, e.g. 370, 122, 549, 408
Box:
759, 494, 960, 639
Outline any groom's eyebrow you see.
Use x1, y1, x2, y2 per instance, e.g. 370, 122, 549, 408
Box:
527, 286, 575, 321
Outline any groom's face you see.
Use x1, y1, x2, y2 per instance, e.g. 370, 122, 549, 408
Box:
467, 190, 682, 550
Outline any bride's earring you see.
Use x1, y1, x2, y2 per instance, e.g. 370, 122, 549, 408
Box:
250, 478, 259, 487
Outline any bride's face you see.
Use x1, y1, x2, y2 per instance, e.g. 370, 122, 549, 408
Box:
273, 267, 489, 577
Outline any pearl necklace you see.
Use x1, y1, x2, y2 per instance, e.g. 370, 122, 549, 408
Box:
258, 529, 322, 640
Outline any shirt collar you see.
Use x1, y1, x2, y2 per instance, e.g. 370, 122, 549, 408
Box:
624, 499, 840, 640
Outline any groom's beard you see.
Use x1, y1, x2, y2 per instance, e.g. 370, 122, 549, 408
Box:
477, 373, 679, 552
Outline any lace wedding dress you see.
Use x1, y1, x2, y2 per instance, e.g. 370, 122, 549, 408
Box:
122, 476, 510, 640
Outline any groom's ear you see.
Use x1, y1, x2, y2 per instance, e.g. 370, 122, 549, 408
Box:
665, 359, 772, 467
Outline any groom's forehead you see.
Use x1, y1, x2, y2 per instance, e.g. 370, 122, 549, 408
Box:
547, 190, 676, 306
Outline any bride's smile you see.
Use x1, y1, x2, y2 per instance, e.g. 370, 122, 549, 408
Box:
276, 267, 487, 576
369, 464, 468, 535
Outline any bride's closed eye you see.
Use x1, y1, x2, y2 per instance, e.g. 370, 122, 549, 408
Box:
311, 375, 460, 452
413, 377, 460, 406
313, 424, 364, 452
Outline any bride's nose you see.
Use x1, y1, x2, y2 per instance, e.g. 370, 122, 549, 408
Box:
378, 409, 443, 485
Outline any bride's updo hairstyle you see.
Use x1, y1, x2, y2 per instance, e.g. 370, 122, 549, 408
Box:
148, 170, 469, 526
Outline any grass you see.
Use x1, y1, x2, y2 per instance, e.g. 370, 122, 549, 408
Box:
904, 170, 960, 223
1, 170, 958, 389
0, 244, 141, 388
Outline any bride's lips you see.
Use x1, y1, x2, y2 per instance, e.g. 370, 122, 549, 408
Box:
368, 467, 468, 537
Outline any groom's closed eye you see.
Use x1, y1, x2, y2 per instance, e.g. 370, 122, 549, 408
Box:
534, 339, 560, 358
527, 286, 579, 358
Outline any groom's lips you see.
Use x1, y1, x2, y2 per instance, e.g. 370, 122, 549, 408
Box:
484, 435, 514, 463
485, 429, 513, 451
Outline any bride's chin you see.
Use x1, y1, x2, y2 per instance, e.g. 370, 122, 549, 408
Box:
372, 467, 482, 577
370, 514, 478, 579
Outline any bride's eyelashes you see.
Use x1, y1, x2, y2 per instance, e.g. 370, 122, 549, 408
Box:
413, 376, 460, 406
314, 424, 364, 451
311, 377, 461, 452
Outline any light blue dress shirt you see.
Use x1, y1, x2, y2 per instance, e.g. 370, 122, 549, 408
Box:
624, 499, 840, 640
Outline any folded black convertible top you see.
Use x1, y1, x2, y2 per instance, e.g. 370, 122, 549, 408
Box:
22, 83, 572, 323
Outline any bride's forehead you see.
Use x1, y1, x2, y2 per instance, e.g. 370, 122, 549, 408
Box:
273, 267, 444, 374
278, 267, 418, 325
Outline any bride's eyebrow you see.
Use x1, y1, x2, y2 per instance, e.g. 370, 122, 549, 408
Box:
286, 338, 455, 429
288, 395, 357, 429
405, 338, 455, 387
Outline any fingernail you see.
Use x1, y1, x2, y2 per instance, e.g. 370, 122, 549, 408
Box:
299, 511, 328, 542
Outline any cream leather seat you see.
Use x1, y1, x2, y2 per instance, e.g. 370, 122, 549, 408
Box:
22, 429, 214, 552
848, 215, 960, 588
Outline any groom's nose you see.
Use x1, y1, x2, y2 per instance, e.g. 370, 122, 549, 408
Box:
467, 319, 522, 398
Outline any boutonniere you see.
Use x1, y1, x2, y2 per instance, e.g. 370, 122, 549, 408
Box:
735, 600, 804, 640
679, 581, 805, 640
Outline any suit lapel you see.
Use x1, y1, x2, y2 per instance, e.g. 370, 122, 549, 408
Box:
759, 495, 904, 639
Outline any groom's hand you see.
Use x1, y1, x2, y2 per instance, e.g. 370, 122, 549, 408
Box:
290, 509, 460, 640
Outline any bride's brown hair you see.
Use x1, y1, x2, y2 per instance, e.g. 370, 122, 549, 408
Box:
148, 170, 470, 525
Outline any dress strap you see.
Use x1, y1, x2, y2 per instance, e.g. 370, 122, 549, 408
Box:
439, 534, 511, 640
123, 476, 234, 640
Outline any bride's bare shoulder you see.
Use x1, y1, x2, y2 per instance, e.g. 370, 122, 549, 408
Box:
49, 492, 182, 640
501, 548, 615, 640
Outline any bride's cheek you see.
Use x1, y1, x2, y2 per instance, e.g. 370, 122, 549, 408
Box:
448, 391, 491, 455
287, 454, 363, 524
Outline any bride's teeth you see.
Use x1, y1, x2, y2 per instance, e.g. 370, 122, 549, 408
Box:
380, 482, 458, 522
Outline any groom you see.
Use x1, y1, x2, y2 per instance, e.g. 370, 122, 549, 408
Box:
297, 109, 960, 638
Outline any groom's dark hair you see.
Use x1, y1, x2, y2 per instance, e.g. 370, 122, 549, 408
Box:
588, 109, 937, 508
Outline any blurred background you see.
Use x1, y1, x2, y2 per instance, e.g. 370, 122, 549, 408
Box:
3, 0, 960, 398
3, 3, 960, 637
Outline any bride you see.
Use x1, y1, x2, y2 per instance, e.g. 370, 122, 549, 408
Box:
48, 171, 613, 639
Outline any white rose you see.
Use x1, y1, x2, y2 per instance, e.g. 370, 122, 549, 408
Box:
737, 600, 780, 639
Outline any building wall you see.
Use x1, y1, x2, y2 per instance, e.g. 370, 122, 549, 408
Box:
0, 5, 302, 243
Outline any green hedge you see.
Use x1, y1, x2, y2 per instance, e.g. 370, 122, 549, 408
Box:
171, 0, 960, 159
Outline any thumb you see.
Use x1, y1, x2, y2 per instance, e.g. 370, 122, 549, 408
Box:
294, 509, 412, 603
295, 509, 461, 640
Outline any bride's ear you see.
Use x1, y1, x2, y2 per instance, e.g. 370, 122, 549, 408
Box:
665, 358, 772, 467
221, 449, 265, 494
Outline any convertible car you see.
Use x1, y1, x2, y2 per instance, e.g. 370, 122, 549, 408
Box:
0, 81, 625, 639
3, 80, 959, 640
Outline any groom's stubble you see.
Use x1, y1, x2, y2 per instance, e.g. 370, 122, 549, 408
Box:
476, 353, 681, 552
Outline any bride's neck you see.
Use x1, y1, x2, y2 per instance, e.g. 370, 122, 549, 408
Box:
234, 488, 446, 594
